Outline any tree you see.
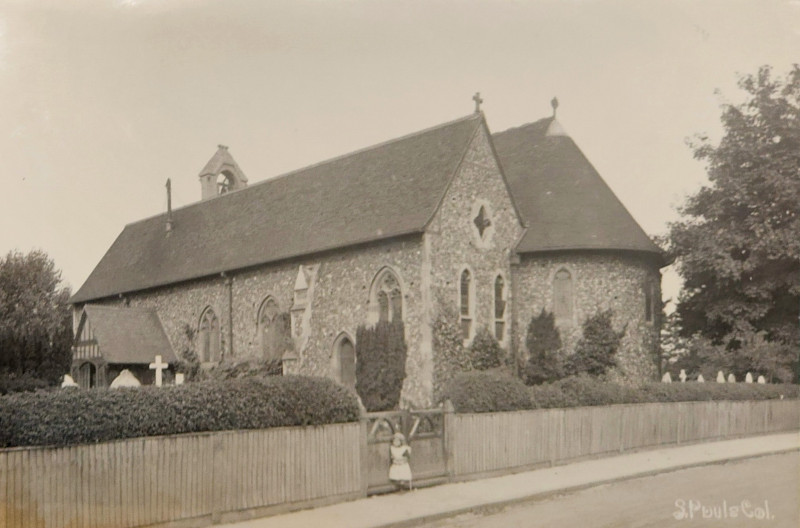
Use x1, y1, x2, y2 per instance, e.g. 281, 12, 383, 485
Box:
355, 320, 407, 411
468, 327, 504, 371
567, 310, 625, 376
522, 309, 564, 385
667, 66, 800, 355
0, 250, 72, 386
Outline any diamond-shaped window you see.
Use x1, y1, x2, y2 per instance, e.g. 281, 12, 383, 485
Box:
473, 205, 492, 238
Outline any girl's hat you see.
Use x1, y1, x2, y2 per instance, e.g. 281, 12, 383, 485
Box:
392, 432, 406, 442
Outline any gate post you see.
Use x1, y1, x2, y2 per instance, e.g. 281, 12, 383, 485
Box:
443, 399, 455, 481
359, 412, 369, 497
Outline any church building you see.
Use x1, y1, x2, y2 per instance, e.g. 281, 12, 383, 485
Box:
70, 99, 663, 404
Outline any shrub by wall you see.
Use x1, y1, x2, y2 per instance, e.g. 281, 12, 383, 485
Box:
442, 370, 533, 413
355, 321, 407, 411
432, 299, 469, 402
468, 327, 504, 371
0, 375, 360, 448
522, 309, 564, 385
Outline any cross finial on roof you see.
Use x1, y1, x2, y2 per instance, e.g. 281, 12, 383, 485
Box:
473, 92, 483, 113
218, 144, 228, 150
551, 97, 559, 118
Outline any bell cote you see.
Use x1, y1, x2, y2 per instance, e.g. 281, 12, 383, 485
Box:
198, 145, 248, 200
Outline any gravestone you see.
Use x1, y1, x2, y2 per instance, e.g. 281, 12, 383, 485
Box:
661, 372, 672, 383
697, 374, 705, 383
757, 375, 766, 384
175, 373, 185, 385
149, 355, 168, 387
745, 372, 753, 383
61, 374, 79, 388
110, 369, 141, 388
727, 373, 736, 383
716, 371, 725, 383
679, 369, 687, 383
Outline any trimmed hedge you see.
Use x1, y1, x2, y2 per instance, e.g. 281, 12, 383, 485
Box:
444, 371, 800, 413
531, 376, 800, 409
0, 375, 360, 448
441, 370, 533, 413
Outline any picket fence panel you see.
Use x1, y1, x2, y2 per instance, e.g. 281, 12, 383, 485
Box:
0, 422, 363, 528
1, 400, 798, 527
448, 400, 800, 478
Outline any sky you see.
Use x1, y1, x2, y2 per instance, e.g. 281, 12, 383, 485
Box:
0, 0, 798, 307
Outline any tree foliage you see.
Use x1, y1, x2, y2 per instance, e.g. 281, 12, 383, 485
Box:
355, 320, 407, 411
522, 309, 564, 385
468, 327, 504, 371
567, 310, 625, 376
0, 250, 72, 386
667, 65, 800, 350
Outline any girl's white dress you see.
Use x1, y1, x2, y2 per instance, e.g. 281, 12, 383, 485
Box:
389, 444, 412, 482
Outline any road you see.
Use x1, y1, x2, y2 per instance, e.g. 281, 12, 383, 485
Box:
419, 452, 799, 528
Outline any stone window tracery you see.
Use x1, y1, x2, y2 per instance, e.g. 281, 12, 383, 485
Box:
198, 307, 221, 362
460, 268, 474, 341
258, 297, 287, 362
494, 274, 507, 341
372, 269, 403, 323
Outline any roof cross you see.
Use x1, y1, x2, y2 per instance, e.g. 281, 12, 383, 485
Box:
473, 92, 483, 113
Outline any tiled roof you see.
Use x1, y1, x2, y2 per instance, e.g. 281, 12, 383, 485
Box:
71, 114, 482, 303
492, 118, 663, 259
83, 305, 177, 364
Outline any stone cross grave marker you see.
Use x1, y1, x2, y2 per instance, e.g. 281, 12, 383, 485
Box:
679, 369, 687, 383
149, 355, 168, 387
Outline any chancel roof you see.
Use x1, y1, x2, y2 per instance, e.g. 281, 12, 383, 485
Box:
492, 118, 663, 259
71, 114, 482, 303
81, 305, 176, 364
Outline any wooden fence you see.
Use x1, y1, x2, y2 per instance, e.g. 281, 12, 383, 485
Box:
1, 400, 798, 528
447, 400, 800, 479
0, 422, 364, 528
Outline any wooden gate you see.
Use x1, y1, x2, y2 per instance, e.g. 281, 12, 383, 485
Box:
364, 408, 448, 493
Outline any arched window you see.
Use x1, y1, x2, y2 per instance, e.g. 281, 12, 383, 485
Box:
460, 268, 474, 340
332, 333, 356, 389
645, 281, 655, 323
553, 269, 573, 322
370, 268, 403, 323
198, 307, 221, 362
258, 297, 286, 361
494, 275, 507, 341
78, 362, 96, 389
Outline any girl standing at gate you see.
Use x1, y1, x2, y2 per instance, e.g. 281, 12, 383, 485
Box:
389, 432, 412, 490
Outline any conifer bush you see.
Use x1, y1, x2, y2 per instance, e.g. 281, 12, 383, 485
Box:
522, 309, 564, 385
468, 327, 504, 371
355, 320, 407, 411
567, 309, 625, 376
